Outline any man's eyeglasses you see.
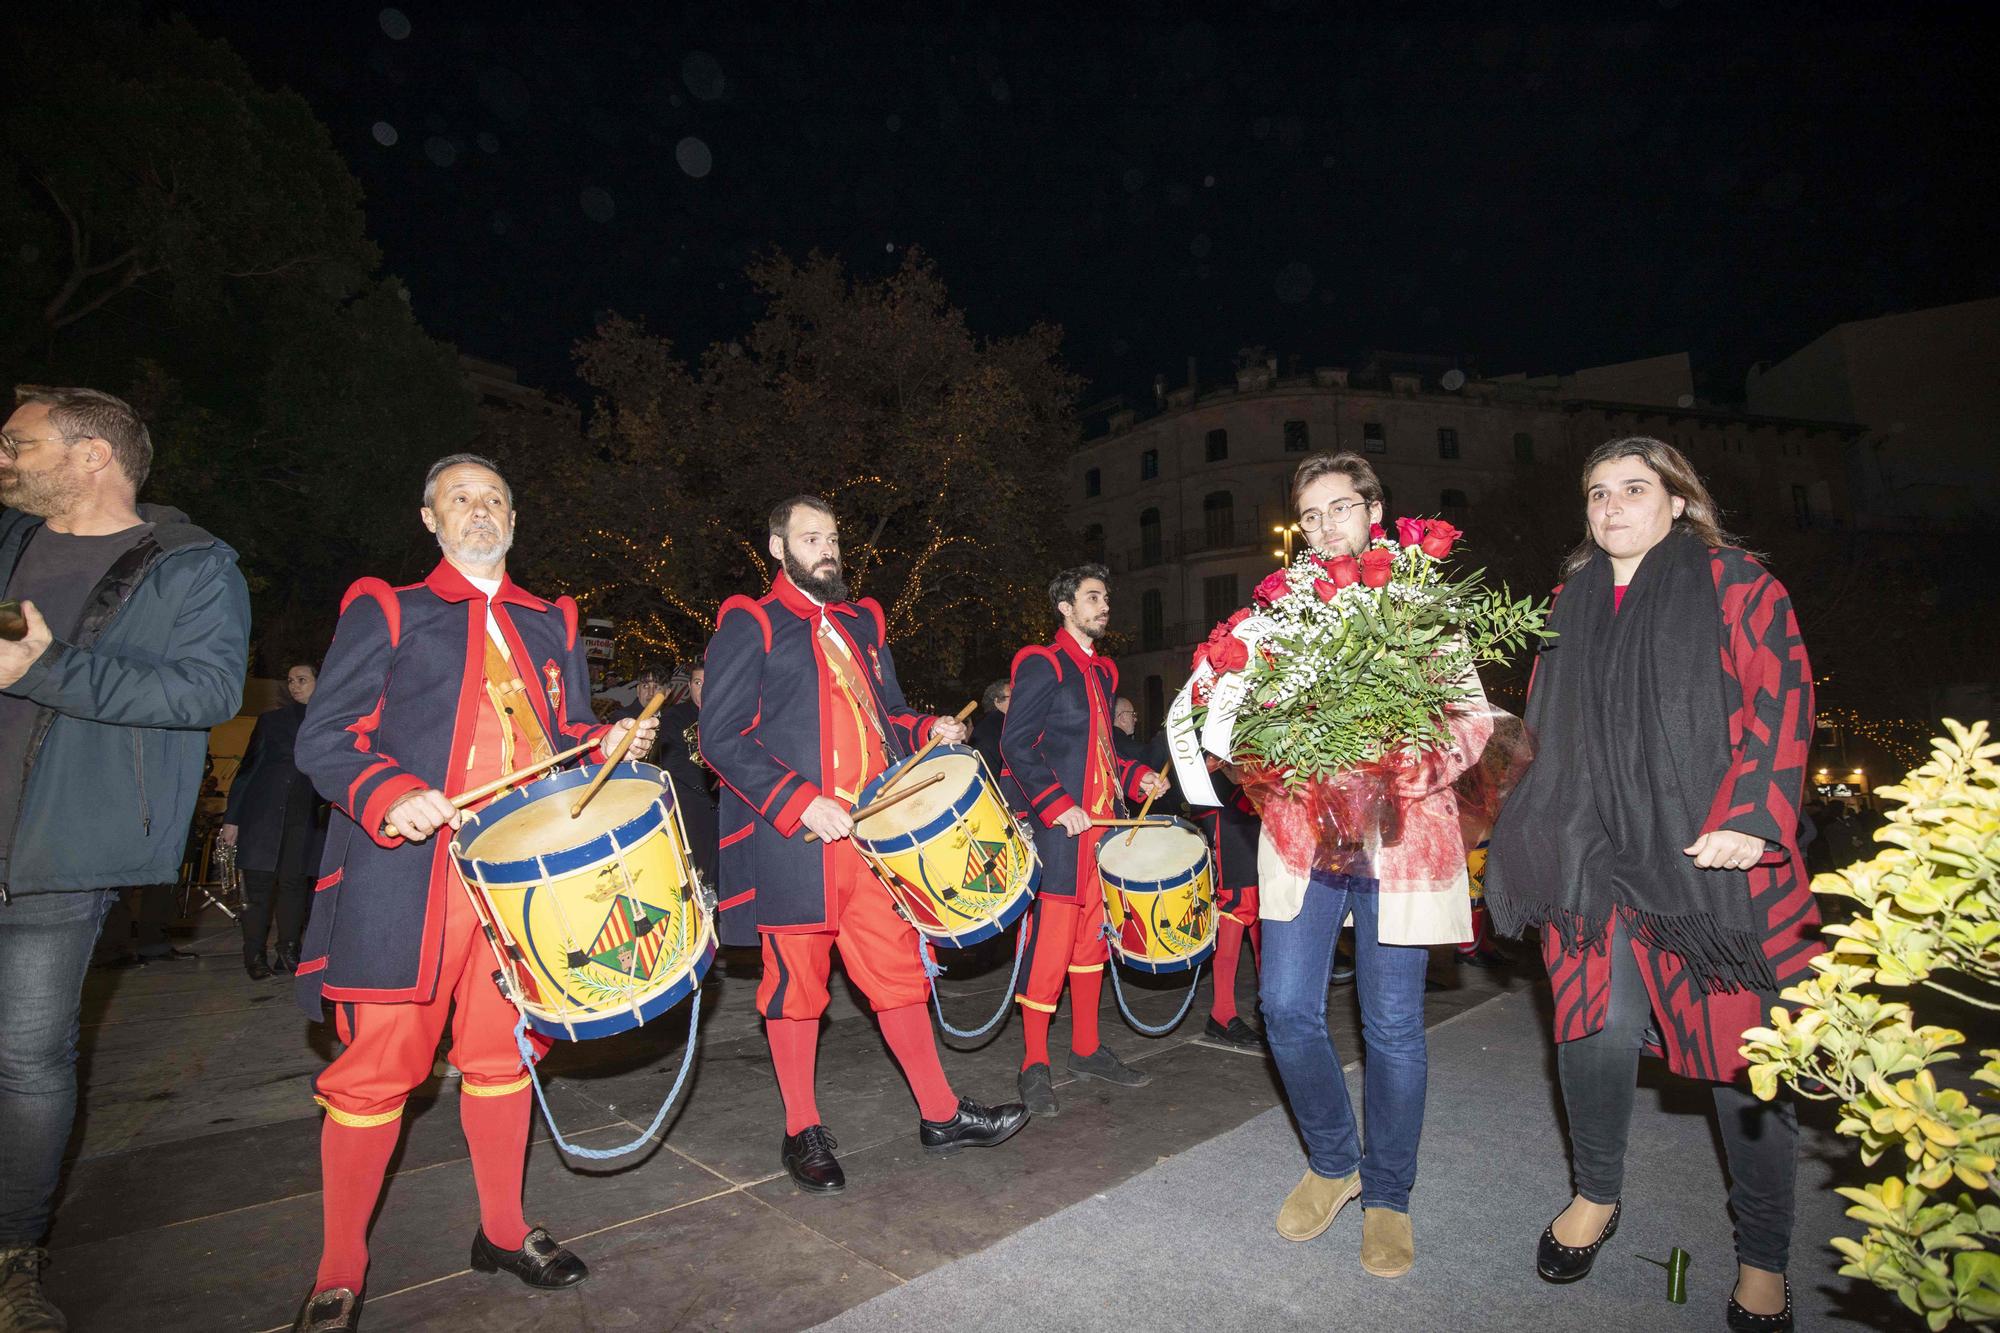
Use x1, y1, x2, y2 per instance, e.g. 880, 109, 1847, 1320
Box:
1297, 499, 1368, 531
0, 432, 83, 461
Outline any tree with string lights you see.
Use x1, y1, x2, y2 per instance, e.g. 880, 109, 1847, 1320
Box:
544, 249, 1083, 703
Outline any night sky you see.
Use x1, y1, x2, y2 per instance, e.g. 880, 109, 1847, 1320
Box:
171, 0, 1996, 409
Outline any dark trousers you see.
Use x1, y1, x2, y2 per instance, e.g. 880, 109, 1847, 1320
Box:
240, 869, 309, 963
99, 882, 177, 960
1557, 924, 1799, 1273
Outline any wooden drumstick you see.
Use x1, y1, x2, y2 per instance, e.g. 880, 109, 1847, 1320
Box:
570, 691, 667, 819
1090, 816, 1163, 828
1124, 787, 1161, 846
380, 738, 598, 837
804, 771, 947, 843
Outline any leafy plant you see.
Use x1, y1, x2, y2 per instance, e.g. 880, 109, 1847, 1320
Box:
1742, 719, 2000, 1330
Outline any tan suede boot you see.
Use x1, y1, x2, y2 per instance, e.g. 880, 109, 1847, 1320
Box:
1360, 1207, 1414, 1277
1275, 1169, 1360, 1242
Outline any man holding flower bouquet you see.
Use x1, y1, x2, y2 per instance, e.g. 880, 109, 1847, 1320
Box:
1167, 453, 1545, 1279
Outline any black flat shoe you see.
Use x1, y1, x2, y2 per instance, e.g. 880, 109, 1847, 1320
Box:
782, 1124, 845, 1193
1018, 1062, 1058, 1117
468, 1226, 588, 1289
1067, 1045, 1152, 1087
292, 1286, 359, 1332
1536, 1200, 1619, 1283
273, 945, 299, 974
1726, 1276, 1793, 1331
246, 956, 273, 981
1203, 1015, 1267, 1050
1329, 959, 1356, 987
919, 1098, 1030, 1155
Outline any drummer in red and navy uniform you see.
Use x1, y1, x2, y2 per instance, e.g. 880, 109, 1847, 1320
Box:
1197, 764, 1268, 1049
1001, 564, 1171, 1116
702, 494, 1028, 1195
286, 455, 657, 1333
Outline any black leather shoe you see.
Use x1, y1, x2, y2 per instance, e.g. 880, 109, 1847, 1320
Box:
1329, 957, 1356, 987
1536, 1200, 1620, 1283
468, 1226, 588, 1289
1018, 1062, 1058, 1117
246, 956, 273, 980
782, 1124, 846, 1194
1203, 1015, 1267, 1050
292, 1286, 359, 1332
919, 1098, 1029, 1155
1067, 1045, 1152, 1087
1726, 1276, 1793, 1331
273, 945, 300, 974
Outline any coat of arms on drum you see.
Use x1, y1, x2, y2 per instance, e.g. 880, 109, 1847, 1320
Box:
567, 895, 680, 989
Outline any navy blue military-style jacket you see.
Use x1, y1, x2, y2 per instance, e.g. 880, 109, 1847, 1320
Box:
1000, 630, 1154, 902
292, 560, 609, 1014
701, 570, 936, 945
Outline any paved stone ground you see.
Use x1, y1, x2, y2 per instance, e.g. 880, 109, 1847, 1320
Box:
43, 906, 1528, 1332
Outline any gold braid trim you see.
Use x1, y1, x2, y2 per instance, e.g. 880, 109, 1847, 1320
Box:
315, 1095, 404, 1129
461, 1072, 533, 1098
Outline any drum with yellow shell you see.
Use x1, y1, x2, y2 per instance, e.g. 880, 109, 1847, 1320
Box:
1097, 817, 1218, 974
851, 744, 1040, 948
450, 760, 714, 1041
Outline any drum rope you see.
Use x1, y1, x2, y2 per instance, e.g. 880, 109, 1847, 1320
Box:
510, 986, 702, 1161
919, 930, 1026, 1043
1099, 924, 1204, 1036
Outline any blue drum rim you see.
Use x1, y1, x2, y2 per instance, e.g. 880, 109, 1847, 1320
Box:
452, 761, 675, 886
523, 936, 716, 1041
853, 745, 991, 855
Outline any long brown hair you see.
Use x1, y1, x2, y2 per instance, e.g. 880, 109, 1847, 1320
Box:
1561, 436, 1744, 577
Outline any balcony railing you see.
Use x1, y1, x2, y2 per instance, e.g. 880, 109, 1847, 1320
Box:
1103, 520, 1268, 572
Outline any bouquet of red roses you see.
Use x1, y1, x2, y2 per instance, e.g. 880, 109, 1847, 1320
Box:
1182, 518, 1548, 789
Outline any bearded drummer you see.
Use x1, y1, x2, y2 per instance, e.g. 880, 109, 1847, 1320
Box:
285, 455, 657, 1333
702, 494, 1029, 1194
1000, 564, 1170, 1117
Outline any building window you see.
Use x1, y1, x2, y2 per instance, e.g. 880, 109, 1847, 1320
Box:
1513, 432, 1534, 464
1283, 420, 1309, 452
1138, 508, 1162, 567
1143, 675, 1166, 737
1437, 427, 1460, 460
1203, 574, 1240, 626
1084, 467, 1100, 498
1362, 421, 1386, 454
1141, 588, 1165, 650
1202, 490, 1235, 548
1440, 488, 1470, 523
1082, 523, 1105, 562
1140, 448, 1159, 481
1792, 483, 1811, 528
1205, 428, 1228, 462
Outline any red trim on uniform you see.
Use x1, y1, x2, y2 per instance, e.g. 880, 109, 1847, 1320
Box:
773, 779, 821, 836
718, 888, 756, 911
314, 869, 343, 892
717, 595, 773, 650
339, 577, 402, 645
718, 825, 754, 850
556, 594, 580, 651
347, 758, 396, 812
1011, 643, 1062, 683
358, 772, 428, 849
1039, 794, 1079, 827
857, 596, 887, 643
1031, 781, 1063, 804
296, 956, 328, 976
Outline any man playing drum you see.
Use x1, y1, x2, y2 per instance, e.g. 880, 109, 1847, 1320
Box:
1001, 564, 1171, 1116
703, 495, 1029, 1195
286, 455, 657, 1333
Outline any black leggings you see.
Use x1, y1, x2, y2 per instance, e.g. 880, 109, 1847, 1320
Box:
240, 869, 310, 963
1556, 925, 1799, 1273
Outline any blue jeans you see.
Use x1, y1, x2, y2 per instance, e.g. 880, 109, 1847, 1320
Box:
0, 888, 116, 1244
1259, 872, 1429, 1211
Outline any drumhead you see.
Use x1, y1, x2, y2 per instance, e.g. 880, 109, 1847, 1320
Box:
1097, 820, 1207, 881
465, 778, 661, 862
863, 752, 980, 834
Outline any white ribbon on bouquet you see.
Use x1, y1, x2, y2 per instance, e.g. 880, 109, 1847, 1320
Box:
1164, 614, 1278, 808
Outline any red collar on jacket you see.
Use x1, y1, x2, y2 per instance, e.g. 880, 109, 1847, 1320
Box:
423, 559, 549, 611
1054, 626, 1106, 674
770, 568, 850, 621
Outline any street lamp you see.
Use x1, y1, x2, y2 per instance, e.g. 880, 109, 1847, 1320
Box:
1272, 522, 1301, 565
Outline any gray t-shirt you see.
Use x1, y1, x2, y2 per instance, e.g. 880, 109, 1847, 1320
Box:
0, 523, 154, 880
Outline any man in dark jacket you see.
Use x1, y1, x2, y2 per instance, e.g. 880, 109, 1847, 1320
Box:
971, 677, 1010, 782
220, 662, 327, 978
0, 385, 250, 1333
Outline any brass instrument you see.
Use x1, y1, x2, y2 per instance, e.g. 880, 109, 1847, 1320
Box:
683, 719, 705, 770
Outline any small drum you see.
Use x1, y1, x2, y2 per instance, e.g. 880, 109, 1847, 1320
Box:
451, 761, 715, 1041
852, 745, 1040, 947
1098, 818, 1218, 974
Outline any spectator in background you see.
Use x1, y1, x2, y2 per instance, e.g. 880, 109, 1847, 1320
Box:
657, 663, 716, 890
0, 385, 250, 1333
220, 662, 327, 979
972, 677, 1010, 779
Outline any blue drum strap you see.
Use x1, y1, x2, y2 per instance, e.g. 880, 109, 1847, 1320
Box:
511, 987, 702, 1161
920, 931, 1026, 1045
1099, 923, 1203, 1037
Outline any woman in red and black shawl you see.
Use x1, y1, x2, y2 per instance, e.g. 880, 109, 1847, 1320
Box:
1485, 436, 1816, 1333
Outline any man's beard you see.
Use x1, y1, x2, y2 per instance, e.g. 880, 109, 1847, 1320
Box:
0, 466, 84, 519
1072, 616, 1106, 641
439, 524, 513, 567
784, 547, 847, 603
